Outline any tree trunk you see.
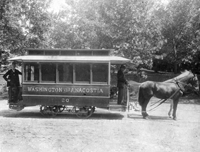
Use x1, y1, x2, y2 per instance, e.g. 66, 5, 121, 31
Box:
174, 61, 178, 74
0, 50, 2, 70
173, 39, 178, 74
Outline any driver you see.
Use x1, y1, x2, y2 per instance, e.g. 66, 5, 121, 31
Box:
117, 64, 128, 105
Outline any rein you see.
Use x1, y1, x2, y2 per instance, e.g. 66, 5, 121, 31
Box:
148, 89, 180, 111
148, 76, 197, 111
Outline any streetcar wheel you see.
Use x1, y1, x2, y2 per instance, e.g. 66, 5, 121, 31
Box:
50, 106, 59, 117
40, 105, 46, 115
58, 105, 65, 112
40, 105, 58, 117
76, 106, 95, 119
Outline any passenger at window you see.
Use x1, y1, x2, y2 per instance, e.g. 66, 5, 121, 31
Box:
117, 64, 128, 105
3, 62, 22, 103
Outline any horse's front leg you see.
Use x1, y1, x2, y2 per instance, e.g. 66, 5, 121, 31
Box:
168, 100, 173, 118
172, 99, 179, 120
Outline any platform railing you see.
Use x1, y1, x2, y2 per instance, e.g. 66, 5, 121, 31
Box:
122, 85, 130, 111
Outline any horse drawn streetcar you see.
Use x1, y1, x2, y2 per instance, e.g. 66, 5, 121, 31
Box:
8, 48, 130, 118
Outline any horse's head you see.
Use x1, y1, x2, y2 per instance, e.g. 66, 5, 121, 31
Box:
183, 72, 199, 95
173, 71, 199, 95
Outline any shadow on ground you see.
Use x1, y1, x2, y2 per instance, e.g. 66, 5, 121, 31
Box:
127, 113, 173, 121
0, 108, 175, 121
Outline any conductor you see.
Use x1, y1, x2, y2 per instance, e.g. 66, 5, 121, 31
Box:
3, 62, 22, 103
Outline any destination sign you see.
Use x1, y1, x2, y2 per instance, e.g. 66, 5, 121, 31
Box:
23, 85, 109, 96
27, 86, 103, 93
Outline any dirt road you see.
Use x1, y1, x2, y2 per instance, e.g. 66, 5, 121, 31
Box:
0, 99, 200, 152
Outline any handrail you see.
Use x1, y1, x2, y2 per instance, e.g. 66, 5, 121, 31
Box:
126, 86, 130, 112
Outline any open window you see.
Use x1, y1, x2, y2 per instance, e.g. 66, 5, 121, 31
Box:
75, 64, 90, 83
24, 63, 39, 82
92, 63, 108, 83
23, 62, 109, 85
58, 63, 73, 83
41, 63, 56, 82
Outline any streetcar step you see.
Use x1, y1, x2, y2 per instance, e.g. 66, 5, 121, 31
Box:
108, 104, 127, 112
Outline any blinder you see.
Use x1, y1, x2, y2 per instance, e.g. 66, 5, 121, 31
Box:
174, 73, 199, 96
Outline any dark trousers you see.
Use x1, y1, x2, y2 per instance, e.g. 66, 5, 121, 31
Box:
118, 87, 124, 104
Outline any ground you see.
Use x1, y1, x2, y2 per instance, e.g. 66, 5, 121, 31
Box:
0, 98, 200, 152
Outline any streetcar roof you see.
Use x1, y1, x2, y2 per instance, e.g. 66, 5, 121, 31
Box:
9, 55, 130, 64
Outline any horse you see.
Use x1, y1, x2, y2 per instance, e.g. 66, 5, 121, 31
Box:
117, 80, 175, 111
128, 80, 175, 112
138, 70, 199, 120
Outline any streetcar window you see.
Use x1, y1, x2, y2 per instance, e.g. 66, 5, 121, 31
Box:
45, 51, 59, 55
75, 64, 90, 82
93, 51, 109, 56
28, 50, 44, 55
24, 63, 39, 82
92, 64, 108, 83
58, 63, 73, 83
60, 51, 75, 56
41, 63, 56, 82
76, 51, 92, 56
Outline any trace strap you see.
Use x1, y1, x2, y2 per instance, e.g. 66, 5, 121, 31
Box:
148, 89, 180, 112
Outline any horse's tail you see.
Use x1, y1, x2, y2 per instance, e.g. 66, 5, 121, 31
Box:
138, 85, 144, 106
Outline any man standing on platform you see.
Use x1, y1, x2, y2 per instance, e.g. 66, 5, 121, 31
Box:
117, 65, 128, 105
3, 62, 22, 103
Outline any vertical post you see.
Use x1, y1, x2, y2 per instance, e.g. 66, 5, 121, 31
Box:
73, 64, 75, 84
39, 63, 41, 83
108, 62, 110, 85
126, 86, 129, 112
56, 63, 58, 83
108, 62, 111, 99
21, 63, 24, 84
90, 64, 92, 84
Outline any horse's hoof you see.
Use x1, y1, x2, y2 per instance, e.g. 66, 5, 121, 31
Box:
173, 117, 177, 120
143, 116, 149, 119
168, 115, 172, 118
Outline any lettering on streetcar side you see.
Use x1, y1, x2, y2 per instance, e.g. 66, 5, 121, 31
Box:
26, 86, 104, 94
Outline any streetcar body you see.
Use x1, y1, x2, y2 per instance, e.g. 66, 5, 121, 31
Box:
8, 49, 130, 117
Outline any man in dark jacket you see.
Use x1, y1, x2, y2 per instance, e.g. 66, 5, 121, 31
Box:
117, 65, 128, 105
3, 62, 22, 103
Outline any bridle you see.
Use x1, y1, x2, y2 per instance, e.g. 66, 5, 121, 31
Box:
173, 73, 199, 95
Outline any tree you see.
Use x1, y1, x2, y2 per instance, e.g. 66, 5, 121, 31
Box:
156, 0, 200, 73
50, 0, 164, 70
0, 0, 52, 69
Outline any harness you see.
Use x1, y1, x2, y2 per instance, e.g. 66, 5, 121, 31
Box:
148, 77, 197, 111
148, 88, 180, 111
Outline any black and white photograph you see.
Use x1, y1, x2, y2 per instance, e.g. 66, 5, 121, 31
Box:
0, 0, 200, 152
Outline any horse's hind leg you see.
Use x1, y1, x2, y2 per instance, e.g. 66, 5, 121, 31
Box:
141, 99, 150, 119
138, 86, 151, 119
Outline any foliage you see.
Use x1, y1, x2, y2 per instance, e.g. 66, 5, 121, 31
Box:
1, 0, 200, 73
48, 0, 164, 69
0, 0, 51, 65
154, 0, 200, 73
